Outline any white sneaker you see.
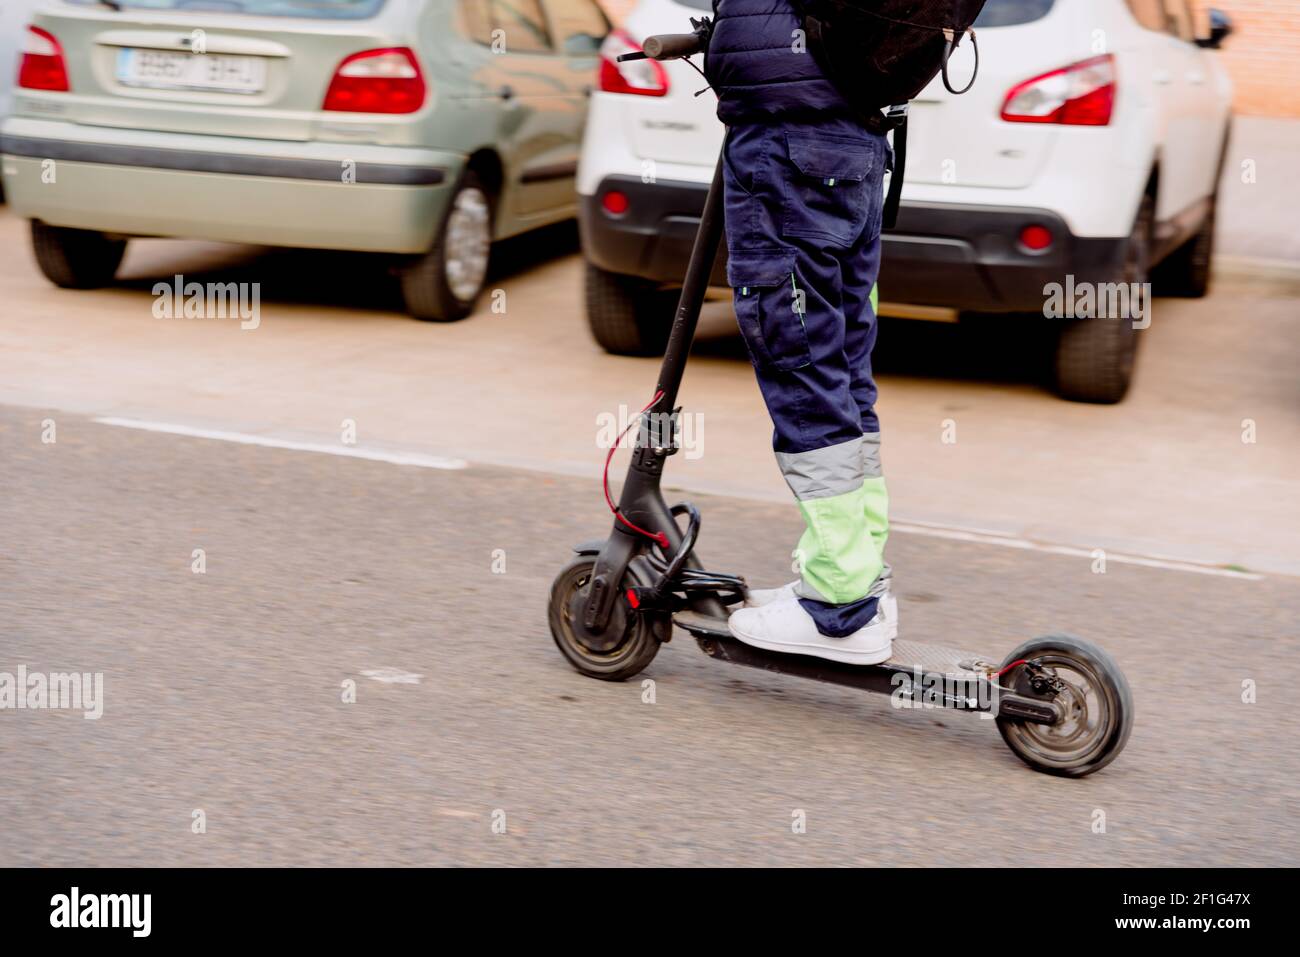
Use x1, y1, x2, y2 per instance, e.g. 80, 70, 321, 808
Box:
728, 591, 897, 665
743, 580, 799, 607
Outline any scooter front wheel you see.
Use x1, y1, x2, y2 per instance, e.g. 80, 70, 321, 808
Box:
995, 634, 1134, 777
548, 555, 668, 681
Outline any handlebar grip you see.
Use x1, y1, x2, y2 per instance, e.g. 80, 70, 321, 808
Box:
642, 32, 704, 60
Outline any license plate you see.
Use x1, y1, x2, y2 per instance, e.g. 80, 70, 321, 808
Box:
115, 48, 266, 95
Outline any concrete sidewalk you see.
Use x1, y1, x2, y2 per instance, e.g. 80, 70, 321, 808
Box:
1216, 115, 1300, 265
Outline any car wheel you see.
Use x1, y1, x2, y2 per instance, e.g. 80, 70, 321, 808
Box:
399, 171, 492, 322
1152, 192, 1215, 298
30, 220, 126, 289
584, 262, 675, 356
1052, 193, 1152, 404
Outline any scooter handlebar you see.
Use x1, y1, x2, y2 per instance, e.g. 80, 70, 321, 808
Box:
616, 31, 705, 62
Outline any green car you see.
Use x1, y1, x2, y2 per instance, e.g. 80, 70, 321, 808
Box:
1, 0, 610, 321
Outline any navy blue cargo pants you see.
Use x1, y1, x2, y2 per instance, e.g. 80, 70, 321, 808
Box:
723, 117, 892, 637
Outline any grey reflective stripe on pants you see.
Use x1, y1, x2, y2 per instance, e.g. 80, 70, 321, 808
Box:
862, 431, 882, 478
774, 434, 864, 501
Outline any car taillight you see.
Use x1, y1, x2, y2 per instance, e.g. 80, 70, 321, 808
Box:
1000, 54, 1115, 126
602, 190, 629, 215
598, 30, 668, 97
18, 25, 69, 92
1019, 224, 1053, 251
323, 47, 425, 114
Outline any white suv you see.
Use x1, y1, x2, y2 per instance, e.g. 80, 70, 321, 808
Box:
577, 0, 1234, 403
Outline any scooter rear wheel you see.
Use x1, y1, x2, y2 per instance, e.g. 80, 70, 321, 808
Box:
548, 555, 668, 681
996, 634, 1133, 777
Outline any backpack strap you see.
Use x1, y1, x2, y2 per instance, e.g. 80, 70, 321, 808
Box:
940, 28, 979, 95
881, 104, 908, 231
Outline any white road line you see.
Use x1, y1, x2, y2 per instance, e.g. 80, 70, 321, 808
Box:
891, 520, 1263, 580
93, 417, 468, 470
360, 668, 423, 684
91, 416, 1263, 581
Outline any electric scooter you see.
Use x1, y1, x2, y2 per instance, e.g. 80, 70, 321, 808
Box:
548, 23, 1133, 777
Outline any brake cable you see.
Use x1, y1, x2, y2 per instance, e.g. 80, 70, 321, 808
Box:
601, 390, 670, 549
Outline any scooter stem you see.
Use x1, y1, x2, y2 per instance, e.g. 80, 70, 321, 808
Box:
652, 152, 726, 412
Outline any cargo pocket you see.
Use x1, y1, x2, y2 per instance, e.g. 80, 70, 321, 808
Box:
727, 248, 811, 373
780, 132, 878, 247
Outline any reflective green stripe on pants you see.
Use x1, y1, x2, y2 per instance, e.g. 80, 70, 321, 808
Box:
796, 476, 889, 605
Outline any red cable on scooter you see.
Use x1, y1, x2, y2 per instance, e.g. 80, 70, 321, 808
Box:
995, 659, 1029, 677
602, 390, 670, 550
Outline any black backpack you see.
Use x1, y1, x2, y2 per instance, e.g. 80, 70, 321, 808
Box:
795, 0, 989, 227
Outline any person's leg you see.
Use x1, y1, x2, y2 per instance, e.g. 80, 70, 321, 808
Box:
723, 119, 888, 639
841, 214, 891, 578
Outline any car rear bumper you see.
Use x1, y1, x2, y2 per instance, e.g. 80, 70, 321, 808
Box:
0, 118, 460, 253
581, 175, 731, 287
581, 175, 1130, 313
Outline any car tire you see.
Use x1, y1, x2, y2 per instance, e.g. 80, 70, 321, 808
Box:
399, 170, 492, 322
1152, 193, 1215, 298
585, 263, 674, 356
1052, 193, 1152, 405
30, 220, 126, 290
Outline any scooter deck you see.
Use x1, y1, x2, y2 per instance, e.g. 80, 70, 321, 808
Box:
672, 609, 994, 708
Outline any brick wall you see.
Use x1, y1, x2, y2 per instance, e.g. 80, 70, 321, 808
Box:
598, 0, 637, 22
596, 1, 1300, 118
1195, 1, 1300, 117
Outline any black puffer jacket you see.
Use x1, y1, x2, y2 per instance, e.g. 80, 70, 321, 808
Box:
705, 0, 855, 124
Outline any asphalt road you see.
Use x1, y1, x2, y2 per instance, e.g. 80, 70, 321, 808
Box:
2, 405, 1296, 866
